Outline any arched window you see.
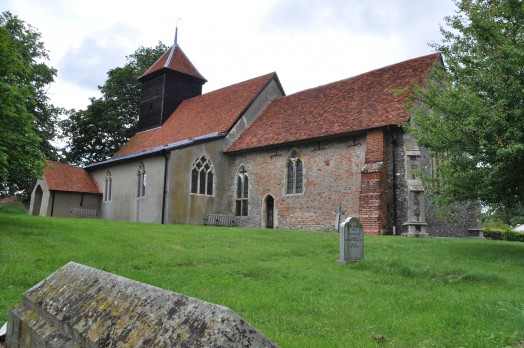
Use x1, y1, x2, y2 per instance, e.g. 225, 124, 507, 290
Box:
191, 155, 214, 196
137, 163, 146, 198
235, 166, 248, 216
286, 150, 303, 194
104, 171, 112, 202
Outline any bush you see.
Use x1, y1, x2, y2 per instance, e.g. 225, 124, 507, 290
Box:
0, 202, 28, 214
484, 228, 524, 242
483, 230, 503, 240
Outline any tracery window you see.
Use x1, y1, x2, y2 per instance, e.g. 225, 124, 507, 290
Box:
104, 170, 112, 202
235, 166, 248, 216
286, 150, 303, 194
137, 163, 146, 198
191, 155, 214, 196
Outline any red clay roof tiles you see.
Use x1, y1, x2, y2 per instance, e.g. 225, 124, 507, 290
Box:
140, 45, 206, 81
225, 53, 441, 153
115, 72, 278, 157
44, 161, 101, 194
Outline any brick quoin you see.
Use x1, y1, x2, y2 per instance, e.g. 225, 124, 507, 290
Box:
359, 128, 389, 235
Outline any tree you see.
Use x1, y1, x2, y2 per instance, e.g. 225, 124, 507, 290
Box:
408, 0, 524, 219
0, 11, 58, 197
61, 43, 168, 165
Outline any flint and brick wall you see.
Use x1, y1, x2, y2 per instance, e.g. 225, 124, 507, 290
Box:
387, 126, 481, 237
385, 128, 408, 235
419, 148, 482, 236
227, 136, 366, 231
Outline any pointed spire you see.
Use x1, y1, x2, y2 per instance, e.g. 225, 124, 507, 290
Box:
165, 18, 180, 69
139, 17, 206, 82
174, 17, 180, 47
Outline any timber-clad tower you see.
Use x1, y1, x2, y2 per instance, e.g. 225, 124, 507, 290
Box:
137, 32, 207, 132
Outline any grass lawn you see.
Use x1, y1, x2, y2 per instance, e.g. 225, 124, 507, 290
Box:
1, 211, 523, 347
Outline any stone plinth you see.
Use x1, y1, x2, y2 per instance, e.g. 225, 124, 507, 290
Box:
401, 221, 429, 237
6, 262, 277, 348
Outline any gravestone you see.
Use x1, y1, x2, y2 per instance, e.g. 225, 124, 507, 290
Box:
337, 217, 364, 264
332, 204, 345, 231
6, 262, 277, 348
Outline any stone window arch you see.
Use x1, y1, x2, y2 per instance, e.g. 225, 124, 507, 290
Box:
235, 166, 248, 216
104, 170, 112, 202
191, 155, 214, 196
137, 163, 146, 198
286, 150, 303, 194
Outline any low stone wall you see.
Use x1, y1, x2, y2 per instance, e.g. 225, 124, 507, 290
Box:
6, 262, 277, 347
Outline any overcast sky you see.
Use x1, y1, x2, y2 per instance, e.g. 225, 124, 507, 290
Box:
2, 0, 456, 111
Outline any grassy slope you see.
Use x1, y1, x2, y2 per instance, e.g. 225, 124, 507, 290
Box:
1, 212, 523, 347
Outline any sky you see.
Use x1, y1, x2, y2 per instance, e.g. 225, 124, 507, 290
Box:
2, 0, 456, 111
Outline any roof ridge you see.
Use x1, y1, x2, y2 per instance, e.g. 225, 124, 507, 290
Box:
46, 160, 84, 169
185, 72, 276, 103
164, 44, 177, 69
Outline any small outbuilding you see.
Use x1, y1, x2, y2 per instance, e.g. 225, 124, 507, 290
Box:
29, 161, 102, 218
514, 224, 524, 232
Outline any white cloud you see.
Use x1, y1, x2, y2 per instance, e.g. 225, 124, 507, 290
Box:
2, 0, 456, 110
58, 24, 139, 89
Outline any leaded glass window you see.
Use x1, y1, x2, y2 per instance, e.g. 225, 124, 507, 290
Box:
191, 155, 214, 196
235, 166, 248, 216
104, 171, 112, 202
286, 151, 304, 194
137, 163, 146, 198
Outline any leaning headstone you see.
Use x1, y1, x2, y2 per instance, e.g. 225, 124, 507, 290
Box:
332, 204, 345, 231
6, 262, 277, 348
337, 217, 364, 264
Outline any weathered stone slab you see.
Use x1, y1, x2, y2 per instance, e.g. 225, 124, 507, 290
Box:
6, 262, 277, 347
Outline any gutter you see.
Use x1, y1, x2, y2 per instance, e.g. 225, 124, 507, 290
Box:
84, 132, 226, 170
161, 150, 169, 224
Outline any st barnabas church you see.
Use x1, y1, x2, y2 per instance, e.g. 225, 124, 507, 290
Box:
29, 34, 480, 237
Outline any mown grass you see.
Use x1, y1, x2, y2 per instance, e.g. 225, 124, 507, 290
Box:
1, 212, 523, 347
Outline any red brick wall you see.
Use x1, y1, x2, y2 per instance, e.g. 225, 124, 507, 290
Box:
359, 128, 389, 235
365, 128, 385, 163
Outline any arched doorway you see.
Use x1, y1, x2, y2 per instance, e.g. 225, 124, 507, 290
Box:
264, 195, 274, 229
32, 185, 43, 216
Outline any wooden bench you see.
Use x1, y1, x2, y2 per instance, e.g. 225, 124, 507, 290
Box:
467, 228, 484, 238
204, 214, 237, 227
70, 208, 97, 218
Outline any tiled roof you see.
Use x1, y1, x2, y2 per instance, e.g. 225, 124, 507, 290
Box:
115, 73, 278, 157
225, 53, 441, 153
140, 44, 207, 81
44, 161, 101, 194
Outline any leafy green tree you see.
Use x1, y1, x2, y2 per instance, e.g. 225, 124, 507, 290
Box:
61, 43, 168, 165
408, 0, 524, 219
0, 11, 58, 197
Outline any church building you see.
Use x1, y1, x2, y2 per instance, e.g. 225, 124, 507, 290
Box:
29, 38, 480, 237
